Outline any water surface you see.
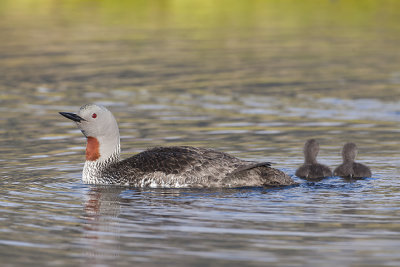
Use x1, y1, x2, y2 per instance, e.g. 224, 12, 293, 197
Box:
0, 0, 399, 266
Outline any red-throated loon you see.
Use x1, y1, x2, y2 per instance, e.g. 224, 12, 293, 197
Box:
59, 104, 296, 188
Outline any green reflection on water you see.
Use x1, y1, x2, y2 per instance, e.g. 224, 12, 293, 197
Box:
2, 0, 400, 29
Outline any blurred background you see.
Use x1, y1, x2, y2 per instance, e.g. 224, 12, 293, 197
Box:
1, 0, 400, 153
0, 0, 399, 266
0, 0, 399, 159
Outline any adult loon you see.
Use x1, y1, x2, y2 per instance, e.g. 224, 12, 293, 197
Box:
295, 139, 332, 179
334, 142, 372, 178
59, 104, 296, 188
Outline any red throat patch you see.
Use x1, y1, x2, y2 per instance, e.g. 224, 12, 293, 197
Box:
86, 137, 100, 161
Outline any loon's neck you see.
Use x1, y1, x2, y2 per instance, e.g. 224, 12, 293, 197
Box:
82, 136, 121, 184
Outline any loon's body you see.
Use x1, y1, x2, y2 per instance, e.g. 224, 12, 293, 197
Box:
295, 139, 332, 179
60, 104, 296, 188
334, 142, 371, 178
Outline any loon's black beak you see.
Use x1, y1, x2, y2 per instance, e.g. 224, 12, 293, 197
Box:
59, 112, 86, 122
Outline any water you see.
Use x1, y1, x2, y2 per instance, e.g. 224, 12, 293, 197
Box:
0, 0, 400, 266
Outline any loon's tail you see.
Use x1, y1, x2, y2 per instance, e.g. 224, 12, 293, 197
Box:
226, 162, 297, 187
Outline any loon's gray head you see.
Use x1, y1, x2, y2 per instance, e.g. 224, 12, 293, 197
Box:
59, 104, 120, 162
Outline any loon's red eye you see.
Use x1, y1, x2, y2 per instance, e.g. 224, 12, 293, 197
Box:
92, 113, 97, 119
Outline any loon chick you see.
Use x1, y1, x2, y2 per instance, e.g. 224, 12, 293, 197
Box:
59, 104, 296, 188
295, 139, 332, 179
334, 142, 371, 178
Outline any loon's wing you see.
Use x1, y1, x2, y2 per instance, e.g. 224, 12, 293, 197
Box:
120, 146, 204, 174
230, 162, 272, 175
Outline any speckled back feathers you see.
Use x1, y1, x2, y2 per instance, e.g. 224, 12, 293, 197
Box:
102, 146, 295, 187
